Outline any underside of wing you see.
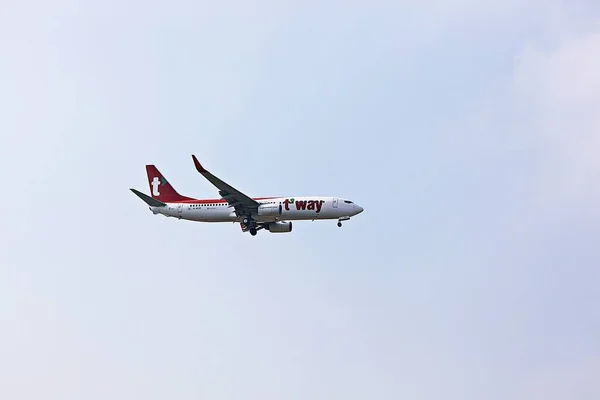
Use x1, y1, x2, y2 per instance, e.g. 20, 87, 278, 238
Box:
192, 155, 259, 216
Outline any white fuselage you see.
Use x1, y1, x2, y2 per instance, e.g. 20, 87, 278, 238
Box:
151, 196, 363, 223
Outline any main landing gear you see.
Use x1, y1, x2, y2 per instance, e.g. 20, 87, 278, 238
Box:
248, 224, 266, 236
337, 222, 342, 227
242, 215, 259, 236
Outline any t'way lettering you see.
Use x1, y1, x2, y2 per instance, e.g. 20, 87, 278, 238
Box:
283, 199, 324, 213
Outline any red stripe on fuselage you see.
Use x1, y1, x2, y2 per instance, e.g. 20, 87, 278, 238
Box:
170, 197, 279, 204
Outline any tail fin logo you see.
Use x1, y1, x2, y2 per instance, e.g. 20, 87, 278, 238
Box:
151, 176, 167, 196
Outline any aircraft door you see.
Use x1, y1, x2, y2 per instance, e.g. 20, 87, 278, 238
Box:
333, 198, 338, 208
177, 203, 183, 218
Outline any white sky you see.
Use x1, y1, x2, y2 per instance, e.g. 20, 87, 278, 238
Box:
1, 1, 599, 399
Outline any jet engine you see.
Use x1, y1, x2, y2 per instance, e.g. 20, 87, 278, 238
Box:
268, 221, 292, 233
257, 203, 282, 217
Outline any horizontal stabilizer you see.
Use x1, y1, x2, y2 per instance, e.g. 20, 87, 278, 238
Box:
130, 188, 166, 207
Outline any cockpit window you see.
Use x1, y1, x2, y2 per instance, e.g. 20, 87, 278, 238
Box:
344, 200, 353, 204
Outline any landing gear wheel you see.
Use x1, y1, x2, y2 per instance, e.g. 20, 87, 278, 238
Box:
337, 222, 342, 227
243, 217, 250, 225
250, 228, 257, 236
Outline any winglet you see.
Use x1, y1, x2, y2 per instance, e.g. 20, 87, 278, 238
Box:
192, 154, 207, 173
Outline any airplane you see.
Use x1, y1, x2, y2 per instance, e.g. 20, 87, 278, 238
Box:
130, 155, 364, 236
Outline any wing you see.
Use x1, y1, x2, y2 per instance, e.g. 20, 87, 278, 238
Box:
192, 155, 260, 216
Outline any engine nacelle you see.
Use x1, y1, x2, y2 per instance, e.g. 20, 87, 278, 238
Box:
268, 221, 292, 233
257, 203, 282, 217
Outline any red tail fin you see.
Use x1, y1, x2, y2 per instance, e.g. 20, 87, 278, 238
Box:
145, 165, 194, 202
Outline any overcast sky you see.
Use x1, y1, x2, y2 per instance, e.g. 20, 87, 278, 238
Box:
1, 1, 600, 399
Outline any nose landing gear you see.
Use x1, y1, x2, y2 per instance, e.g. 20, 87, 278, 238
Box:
337, 216, 350, 228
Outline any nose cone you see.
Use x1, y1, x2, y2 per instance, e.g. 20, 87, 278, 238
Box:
354, 204, 364, 215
